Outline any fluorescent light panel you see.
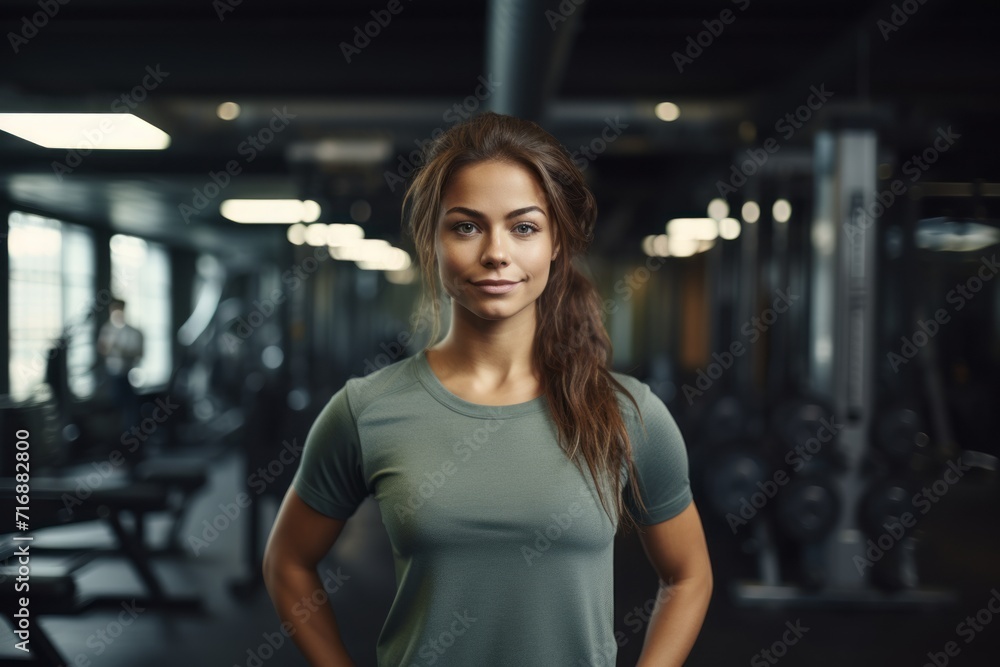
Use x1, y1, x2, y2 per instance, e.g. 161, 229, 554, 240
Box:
0, 113, 170, 149
221, 199, 321, 224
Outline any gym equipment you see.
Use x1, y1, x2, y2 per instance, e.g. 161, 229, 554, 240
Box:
872, 407, 928, 470
731, 126, 955, 609
0, 539, 76, 667
770, 397, 836, 456
773, 472, 841, 544
0, 478, 202, 611
857, 477, 914, 537
703, 441, 771, 519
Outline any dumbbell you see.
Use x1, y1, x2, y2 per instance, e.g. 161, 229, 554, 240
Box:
872, 407, 929, 469
770, 396, 836, 452
702, 441, 771, 519
773, 469, 841, 544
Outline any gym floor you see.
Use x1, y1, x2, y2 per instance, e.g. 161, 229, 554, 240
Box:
1, 445, 998, 667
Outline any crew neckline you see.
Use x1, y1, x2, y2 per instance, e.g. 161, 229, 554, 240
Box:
412, 348, 547, 419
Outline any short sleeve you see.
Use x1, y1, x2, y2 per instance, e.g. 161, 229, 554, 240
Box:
623, 382, 693, 525
291, 386, 370, 520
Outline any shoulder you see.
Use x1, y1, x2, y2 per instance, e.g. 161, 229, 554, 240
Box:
608, 370, 652, 421
337, 353, 423, 419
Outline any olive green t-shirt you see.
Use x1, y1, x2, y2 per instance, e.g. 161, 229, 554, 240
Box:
292, 348, 692, 667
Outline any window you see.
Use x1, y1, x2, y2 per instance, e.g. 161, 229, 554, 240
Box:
109, 234, 172, 389
8, 211, 96, 401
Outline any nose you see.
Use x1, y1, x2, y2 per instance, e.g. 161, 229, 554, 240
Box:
480, 229, 509, 268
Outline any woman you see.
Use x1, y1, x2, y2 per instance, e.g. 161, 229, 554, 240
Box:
263, 111, 712, 666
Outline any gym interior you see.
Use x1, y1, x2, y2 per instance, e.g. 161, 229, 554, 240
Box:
1, 1, 999, 665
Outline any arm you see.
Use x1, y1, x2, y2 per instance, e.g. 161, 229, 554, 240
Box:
634, 501, 713, 667
262, 488, 357, 667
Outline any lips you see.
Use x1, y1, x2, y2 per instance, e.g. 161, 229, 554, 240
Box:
472, 279, 520, 294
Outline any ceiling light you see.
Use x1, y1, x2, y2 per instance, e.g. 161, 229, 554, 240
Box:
654, 102, 680, 122
666, 218, 719, 241
217, 102, 241, 121
707, 198, 729, 220
773, 199, 792, 223
286, 223, 306, 245
719, 218, 741, 240
0, 113, 170, 150
220, 199, 321, 223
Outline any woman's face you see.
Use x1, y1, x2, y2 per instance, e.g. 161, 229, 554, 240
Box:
435, 160, 559, 325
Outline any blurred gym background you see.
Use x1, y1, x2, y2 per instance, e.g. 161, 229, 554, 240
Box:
1, 1, 998, 665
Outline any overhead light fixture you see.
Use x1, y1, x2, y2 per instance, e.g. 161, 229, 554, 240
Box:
654, 102, 680, 122
0, 113, 170, 150
916, 218, 1000, 252
707, 198, 729, 220
773, 199, 792, 223
666, 218, 719, 241
286, 223, 307, 245
329, 238, 391, 262
668, 236, 700, 257
304, 224, 329, 246
652, 234, 670, 257
326, 223, 365, 247
286, 138, 393, 165
217, 102, 241, 121
221, 199, 321, 223
742, 201, 761, 223
719, 218, 741, 240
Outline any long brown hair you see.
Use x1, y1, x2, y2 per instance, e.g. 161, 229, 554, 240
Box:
402, 111, 649, 534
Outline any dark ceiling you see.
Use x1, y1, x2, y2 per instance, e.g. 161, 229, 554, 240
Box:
1, 0, 998, 260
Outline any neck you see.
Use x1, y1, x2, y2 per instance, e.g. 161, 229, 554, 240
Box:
430, 301, 539, 385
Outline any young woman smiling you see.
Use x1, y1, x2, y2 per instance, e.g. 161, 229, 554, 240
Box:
263, 111, 712, 667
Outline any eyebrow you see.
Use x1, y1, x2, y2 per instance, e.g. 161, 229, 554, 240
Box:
443, 205, 546, 220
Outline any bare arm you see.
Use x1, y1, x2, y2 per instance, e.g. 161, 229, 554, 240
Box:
634, 501, 713, 667
262, 488, 356, 667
